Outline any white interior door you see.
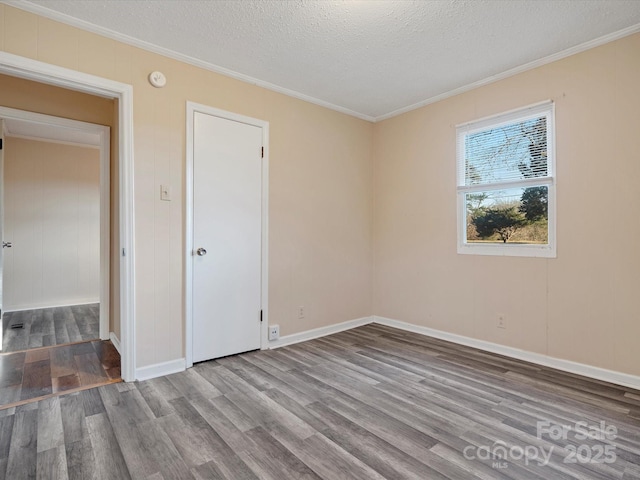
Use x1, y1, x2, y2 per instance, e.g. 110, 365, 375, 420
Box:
192, 111, 263, 363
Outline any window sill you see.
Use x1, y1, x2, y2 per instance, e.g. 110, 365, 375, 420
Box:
457, 243, 556, 258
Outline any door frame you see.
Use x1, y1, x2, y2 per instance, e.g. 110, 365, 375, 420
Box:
0, 119, 4, 351
0, 106, 110, 340
185, 102, 269, 368
0, 51, 136, 382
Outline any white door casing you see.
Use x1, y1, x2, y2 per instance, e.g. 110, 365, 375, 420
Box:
186, 103, 269, 367
0, 118, 5, 350
0, 51, 136, 382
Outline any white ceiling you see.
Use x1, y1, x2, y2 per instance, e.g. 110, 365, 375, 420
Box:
14, 0, 640, 121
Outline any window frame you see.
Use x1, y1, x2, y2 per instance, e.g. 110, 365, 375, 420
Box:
456, 101, 556, 258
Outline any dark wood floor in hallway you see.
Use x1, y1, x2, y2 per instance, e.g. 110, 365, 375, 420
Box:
0, 340, 121, 410
1, 324, 639, 479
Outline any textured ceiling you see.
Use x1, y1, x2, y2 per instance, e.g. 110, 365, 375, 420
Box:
14, 0, 640, 121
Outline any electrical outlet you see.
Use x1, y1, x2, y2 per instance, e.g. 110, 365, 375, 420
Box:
269, 325, 280, 341
297, 306, 305, 319
497, 314, 506, 329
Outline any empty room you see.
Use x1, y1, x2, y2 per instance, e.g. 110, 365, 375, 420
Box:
0, 1, 639, 479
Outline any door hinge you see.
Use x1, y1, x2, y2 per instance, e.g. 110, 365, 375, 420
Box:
260, 309, 263, 322
0, 138, 3, 150
122, 248, 126, 256
261, 146, 264, 158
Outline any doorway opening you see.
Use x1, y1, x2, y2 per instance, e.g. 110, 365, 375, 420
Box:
0, 107, 110, 354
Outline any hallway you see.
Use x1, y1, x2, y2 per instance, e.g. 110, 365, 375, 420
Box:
2, 304, 100, 353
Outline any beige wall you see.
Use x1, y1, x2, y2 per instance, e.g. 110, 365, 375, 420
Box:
0, 73, 114, 124
0, 5, 374, 368
373, 33, 640, 377
0, 72, 120, 338
3, 137, 100, 310
4, 4, 636, 380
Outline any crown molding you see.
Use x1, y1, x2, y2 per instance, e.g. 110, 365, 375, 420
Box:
5, 0, 376, 122
375, 22, 640, 122
6, 1, 640, 123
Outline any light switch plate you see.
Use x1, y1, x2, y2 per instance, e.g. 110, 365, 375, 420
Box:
160, 184, 171, 201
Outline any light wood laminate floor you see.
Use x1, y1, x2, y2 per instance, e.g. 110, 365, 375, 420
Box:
2, 304, 100, 353
0, 324, 639, 479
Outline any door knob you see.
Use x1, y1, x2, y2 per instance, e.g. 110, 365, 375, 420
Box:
196, 247, 207, 256
2, 242, 11, 248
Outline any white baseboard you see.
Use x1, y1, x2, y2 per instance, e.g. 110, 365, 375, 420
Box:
269, 316, 373, 349
136, 358, 185, 382
4, 299, 100, 313
131, 314, 640, 390
109, 332, 121, 354
135, 318, 371, 381
373, 316, 640, 391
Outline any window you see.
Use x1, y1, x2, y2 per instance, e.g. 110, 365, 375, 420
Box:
456, 101, 556, 257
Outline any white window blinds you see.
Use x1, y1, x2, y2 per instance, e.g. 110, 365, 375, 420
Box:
457, 102, 553, 189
